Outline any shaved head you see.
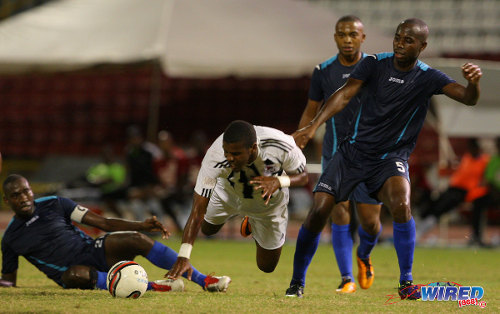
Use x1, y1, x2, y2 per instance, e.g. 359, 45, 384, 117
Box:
335, 15, 363, 29
397, 18, 429, 42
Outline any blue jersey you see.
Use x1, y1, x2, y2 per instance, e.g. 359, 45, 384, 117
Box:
1, 196, 94, 285
309, 53, 367, 160
349, 53, 455, 160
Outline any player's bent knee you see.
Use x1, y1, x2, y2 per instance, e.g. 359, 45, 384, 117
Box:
304, 206, 331, 232
257, 261, 278, 273
388, 200, 412, 222
61, 265, 96, 290
201, 221, 223, 236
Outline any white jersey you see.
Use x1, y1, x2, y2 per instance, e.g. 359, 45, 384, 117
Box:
194, 126, 306, 216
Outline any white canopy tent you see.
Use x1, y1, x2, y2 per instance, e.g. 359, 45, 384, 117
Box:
0, 0, 399, 77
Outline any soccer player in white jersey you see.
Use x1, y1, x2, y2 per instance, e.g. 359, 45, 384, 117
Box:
167, 120, 308, 279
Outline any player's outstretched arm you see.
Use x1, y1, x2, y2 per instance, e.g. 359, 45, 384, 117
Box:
298, 99, 323, 129
166, 192, 209, 280
293, 78, 363, 149
0, 271, 16, 287
81, 211, 170, 239
442, 62, 482, 106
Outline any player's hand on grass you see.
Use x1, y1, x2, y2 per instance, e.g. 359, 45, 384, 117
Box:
250, 176, 280, 205
292, 124, 315, 150
462, 62, 482, 84
166, 258, 193, 280
0, 279, 14, 287
143, 216, 170, 239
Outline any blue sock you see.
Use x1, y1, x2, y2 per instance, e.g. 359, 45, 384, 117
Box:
357, 225, 382, 259
146, 241, 207, 288
393, 218, 416, 282
96, 271, 108, 290
331, 223, 353, 281
290, 225, 321, 287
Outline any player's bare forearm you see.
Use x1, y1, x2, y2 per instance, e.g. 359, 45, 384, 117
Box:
181, 192, 209, 245
290, 171, 309, 187
444, 63, 482, 106
294, 78, 362, 149
313, 86, 353, 129
82, 212, 169, 238
298, 99, 322, 129
166, 193, 207, 280
461, 82, 480, 106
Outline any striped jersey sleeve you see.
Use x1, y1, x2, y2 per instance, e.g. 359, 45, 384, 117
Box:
256, 126, 307, 175
194, 134, 228, 198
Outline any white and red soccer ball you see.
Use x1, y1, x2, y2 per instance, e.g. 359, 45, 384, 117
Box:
106, 261, 148, 298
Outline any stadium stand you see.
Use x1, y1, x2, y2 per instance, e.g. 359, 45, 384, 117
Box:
313, 0, 500, 58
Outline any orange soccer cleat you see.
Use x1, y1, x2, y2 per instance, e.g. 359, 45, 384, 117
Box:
336, 278, 356, 293
357, 256, 374, 289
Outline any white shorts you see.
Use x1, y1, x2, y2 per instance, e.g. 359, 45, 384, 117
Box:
204, 189, 288, 250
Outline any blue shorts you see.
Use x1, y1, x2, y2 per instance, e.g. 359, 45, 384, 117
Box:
72, 234, 110, 272
321, 153, 381, 205
315, 143, 410, 203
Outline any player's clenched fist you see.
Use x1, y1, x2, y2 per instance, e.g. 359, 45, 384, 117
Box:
462, 63, 482, 84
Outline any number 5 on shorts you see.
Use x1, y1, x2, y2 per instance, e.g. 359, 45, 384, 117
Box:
395, 161, 406, 173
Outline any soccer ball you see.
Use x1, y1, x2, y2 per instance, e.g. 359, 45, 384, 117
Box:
107, 261, 148, 298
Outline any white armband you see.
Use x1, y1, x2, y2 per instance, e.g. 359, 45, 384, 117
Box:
178, 243, 193, 259
70, 205, 89, 223
277, 176, 291, 188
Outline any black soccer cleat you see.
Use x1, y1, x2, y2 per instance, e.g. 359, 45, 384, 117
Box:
398, 280, 421, 300
285, 283, 304, 298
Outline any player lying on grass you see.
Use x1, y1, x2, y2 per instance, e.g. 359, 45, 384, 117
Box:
167, 120, 308, 280
0, 174, 230, 292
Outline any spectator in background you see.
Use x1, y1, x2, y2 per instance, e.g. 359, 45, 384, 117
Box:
155, 130, 191, 231
416, 138, 490, 245
185, 130, 210, 188
125, 125, 164, 222
485, 138, 500, 203
473, 137, 500, 247
86, 145, 127, 217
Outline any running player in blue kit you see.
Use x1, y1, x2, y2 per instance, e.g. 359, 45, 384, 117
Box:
0, 174, 230, 292
291, 18, 482, 300
287, 16, 382, 297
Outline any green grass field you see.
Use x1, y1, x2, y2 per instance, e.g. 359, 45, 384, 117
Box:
1, 238, 499, 313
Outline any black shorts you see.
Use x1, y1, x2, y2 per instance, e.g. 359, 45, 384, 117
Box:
314, 143, 410, 202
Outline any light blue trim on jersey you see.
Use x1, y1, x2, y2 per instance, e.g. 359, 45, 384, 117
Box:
331, 117, 338, 156
320, 55, 338, 70
29, 256, 68, 272
5, 217, 15, 231
375, 52, 393, 60
349, 103, 363, 144
416, 60, 429, 71
34, 196, 57, 203
381, 107, 420, 159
